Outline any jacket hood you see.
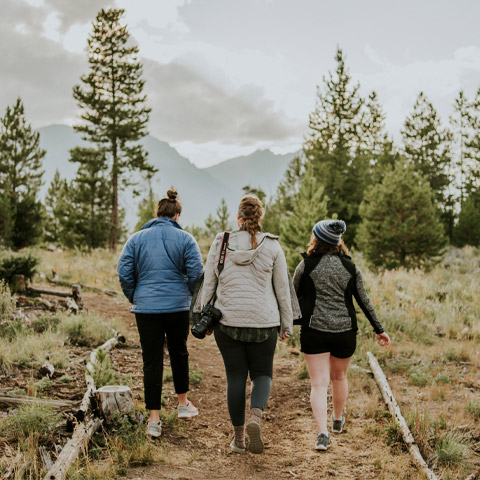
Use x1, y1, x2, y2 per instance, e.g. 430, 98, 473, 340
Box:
227, 231, 278, 265
141, 217, 183, 231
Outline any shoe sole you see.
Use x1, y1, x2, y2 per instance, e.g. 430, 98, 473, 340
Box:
246, 421, 264, 454
230, 439, 246, 454
178, 411, 198, 418
315, 444, 329, 451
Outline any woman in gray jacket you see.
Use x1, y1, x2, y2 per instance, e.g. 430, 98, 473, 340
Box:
201, 195, 293, 454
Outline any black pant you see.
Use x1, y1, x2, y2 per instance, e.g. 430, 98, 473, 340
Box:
135, 311, 190, 410
214, 326, 277, 426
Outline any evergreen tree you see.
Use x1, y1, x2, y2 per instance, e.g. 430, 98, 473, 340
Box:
465, 88, 480, 194
450, 90, 472, 205
72, 8, 155, 250
303, 48, 369, 245
280, 167, 328, 271
358, 161, 446, 270
242, 185, 266, 204
135, 181, 156, 232
401, 92, 453, 237
44, 170, 68, 243
204, 198, 231, 235
453, 191, 480, 247
0, 98, 45, 248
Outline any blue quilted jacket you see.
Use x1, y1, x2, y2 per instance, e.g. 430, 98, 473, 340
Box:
117, 217, 204, 313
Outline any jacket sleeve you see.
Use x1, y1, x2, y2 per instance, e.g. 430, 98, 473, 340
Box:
272, 242, 293, 336
184, 235, 204, 294
117, 236, 136, 304
200, 235, 221, 306
292, 260, 305, 292
352, 266, 384, 334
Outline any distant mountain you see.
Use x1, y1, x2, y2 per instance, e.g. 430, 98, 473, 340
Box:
37, 125, 296, 231
204, 149, 297, 198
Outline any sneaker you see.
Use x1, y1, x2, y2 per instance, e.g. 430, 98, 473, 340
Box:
178, 400, 198, 418
146, 421, 162, 438
331, 413, 345, 433
315, 432, 331, 451
229, 438, 246, 454
246, 419, 264, 454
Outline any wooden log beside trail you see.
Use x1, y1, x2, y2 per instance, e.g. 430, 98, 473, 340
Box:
0, 395, 76, 410
43, 417, 103, 480
367, 352, 439, 480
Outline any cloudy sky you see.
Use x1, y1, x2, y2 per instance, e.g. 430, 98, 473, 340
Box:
2, 0, 480, 167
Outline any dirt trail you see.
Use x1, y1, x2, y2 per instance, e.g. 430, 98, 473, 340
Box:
84, 293, 419, 480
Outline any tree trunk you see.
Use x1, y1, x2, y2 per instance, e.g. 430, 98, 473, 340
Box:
95, 385, 134, 421
110, 154, 118, 251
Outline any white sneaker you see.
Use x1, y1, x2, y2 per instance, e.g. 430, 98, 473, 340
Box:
178, 400, 198, 418
146, 421, 161, 438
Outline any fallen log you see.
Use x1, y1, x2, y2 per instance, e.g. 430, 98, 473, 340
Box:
27, 286, 71, 298
367, 352, 439, 480
43, 416, 103, 480
0, 395, 77, 410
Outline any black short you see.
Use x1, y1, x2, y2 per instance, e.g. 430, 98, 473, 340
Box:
300, 326, 356, 358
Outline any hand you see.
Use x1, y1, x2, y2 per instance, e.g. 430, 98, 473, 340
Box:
280, 332, 291, 341
376, 332, 390, 347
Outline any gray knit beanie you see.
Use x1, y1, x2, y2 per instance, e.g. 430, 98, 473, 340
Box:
312, 220, 346, 245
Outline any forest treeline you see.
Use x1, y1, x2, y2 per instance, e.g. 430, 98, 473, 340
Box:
0, 8, 479, 270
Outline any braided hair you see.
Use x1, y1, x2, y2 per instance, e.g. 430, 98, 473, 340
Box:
156, 188, 182, 218
238, 195, 264, 249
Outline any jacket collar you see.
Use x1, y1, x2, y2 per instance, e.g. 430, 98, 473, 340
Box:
141, 217, 183, 230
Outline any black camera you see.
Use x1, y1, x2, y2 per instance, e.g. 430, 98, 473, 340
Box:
191, 304, 222, 339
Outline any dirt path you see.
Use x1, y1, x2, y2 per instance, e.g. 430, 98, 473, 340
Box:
84, 293, 420, 480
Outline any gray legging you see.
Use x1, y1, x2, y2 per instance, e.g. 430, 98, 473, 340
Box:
214, 326, 277, 426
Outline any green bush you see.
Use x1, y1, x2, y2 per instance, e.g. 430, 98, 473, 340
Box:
436, 432, 470, 466
465, 400, 480, 418
32, 315, 61, 333
0, 282, 15, 322
0, 252, 39, 290
0, 403, 61, 443
91, 349, 123, 388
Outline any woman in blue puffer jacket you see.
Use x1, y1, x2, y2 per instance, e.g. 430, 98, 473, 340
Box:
117, 188, 204, 438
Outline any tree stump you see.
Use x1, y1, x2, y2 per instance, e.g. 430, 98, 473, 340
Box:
71, 284, 83, 309
95, 385, 134, 421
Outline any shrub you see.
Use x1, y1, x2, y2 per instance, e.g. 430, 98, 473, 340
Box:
0, 403, 61, 443
0, 252, 39, 290
436, 432, 470, 466
409, 369, 433, 386
0, 282, 15, 322
60, 313, 119, 347
32, 315, 61, 333
91, 349, 123, 388
465, 400, 480, 418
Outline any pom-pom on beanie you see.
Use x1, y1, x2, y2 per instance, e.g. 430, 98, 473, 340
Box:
312, 220, 346, 245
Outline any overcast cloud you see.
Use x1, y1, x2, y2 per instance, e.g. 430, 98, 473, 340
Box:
2, 0, 480, 166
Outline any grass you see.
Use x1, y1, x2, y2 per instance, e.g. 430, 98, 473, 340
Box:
465, 400, 480, 418
436, 432, 470, 467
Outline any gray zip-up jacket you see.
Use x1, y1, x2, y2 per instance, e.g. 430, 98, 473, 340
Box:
201, 230, 293, 336
293, 254, 384, 334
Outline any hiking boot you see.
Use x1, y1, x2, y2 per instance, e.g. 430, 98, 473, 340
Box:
178, 400, 198, 418
315, 432, 331, 451
146, 421, 161, 438
229, 438, 246, 454
246, 418, 264, 454
331, 413, 345, 433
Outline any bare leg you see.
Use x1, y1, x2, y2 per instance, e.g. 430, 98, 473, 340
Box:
177, 392, 188, 406
148, 409, 160, 423
329, 355, 353, 419
304, 353, 330, 433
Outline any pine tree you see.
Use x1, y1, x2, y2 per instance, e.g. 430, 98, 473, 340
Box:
72, 8, 155, 250
44, 170, 68, 243
465, 88, 480, 194
303, 48, 369, 245
0, 98, 45, 248
242, 185, 266, 204
280, 167, 328, 271
135, 180, 156, 232
204, 198, 232, 235
453, 191, 480, 247
401, 92, 452, 207
358, 161, 446, 269
450, 90, 472, 205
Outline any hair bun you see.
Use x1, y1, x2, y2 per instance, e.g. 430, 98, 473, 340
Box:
166, 188, 178, 201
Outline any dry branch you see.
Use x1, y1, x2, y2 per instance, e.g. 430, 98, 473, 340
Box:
43, 417, 103, 480
367, 352, 439, 480
0, 395, 76, 410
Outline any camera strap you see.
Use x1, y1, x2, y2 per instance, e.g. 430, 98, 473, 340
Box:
217, 232, 230, 274
208, 232, 229, 305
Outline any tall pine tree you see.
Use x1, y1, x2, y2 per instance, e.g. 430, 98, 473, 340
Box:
465, 88, 480, 194
401, 92, 453, 238
0, 98, 45, 248
303, 48, 369, 245
72, 8, 155, 250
